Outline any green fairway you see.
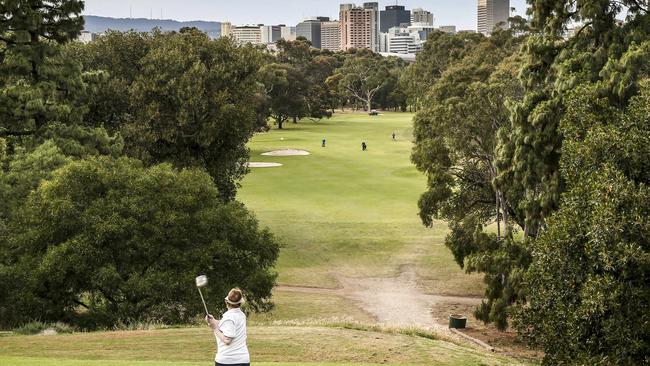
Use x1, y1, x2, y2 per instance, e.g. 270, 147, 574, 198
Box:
238, 112, 482, 295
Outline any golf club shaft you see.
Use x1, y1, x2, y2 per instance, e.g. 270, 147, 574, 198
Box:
197, 287, 209, 316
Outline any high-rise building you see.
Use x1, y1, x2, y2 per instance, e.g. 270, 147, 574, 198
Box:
380, 5, 411, 33
340, 3, 380, 51
221, 22, 233, 37
296, 17, 329, 49
231, 25, 262, 45
261, 25, 282, 44
411, 8, 434, 25
321, 21, 341, 51
280, 26, 297, 41
477, 0, 510, 35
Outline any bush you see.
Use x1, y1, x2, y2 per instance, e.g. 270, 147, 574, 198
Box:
14, 321, 74, 335
1, 157, 279, 328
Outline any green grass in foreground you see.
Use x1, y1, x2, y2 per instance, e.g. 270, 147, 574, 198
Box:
0, 326, 529, 366
238, 112, 482, 296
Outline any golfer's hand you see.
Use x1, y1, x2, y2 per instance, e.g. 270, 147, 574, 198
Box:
205, 314, 219, 328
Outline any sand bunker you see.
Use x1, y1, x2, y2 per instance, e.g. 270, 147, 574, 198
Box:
246, 162, 283, 168
261, 149, 310, 156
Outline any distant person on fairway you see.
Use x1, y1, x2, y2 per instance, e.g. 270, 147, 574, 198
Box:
322, 138, 326, 147
206, 288, 249, 366
362, 142, 367, 151
392, 132, 396, 141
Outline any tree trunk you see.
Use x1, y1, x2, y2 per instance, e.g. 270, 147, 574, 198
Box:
496, 189, 501, 241
293, 116, 298, 123
367, 98, 372, 112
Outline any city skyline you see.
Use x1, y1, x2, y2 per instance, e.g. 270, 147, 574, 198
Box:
82, 0, 529, 31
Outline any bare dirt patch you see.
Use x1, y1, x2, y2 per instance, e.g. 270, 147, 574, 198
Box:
277, 267, 540, 363
246, 162, 283, 168
261, 149, 310, 156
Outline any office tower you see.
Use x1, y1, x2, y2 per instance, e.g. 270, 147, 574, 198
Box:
296, 17, 329, 49
231, 25, 262, 45
477, 0, 510, 35
380, 5, 411, 33
321, 20, 341, 51
411, 8, 434, 25
260, 25, 282, 44
340, 3, 379, 51
280, 26, 297, 41
221, 22, 232, 37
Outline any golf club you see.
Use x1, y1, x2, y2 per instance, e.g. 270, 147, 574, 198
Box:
195, 275, 209, 316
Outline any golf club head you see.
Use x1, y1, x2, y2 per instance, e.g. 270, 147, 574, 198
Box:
195, 275, 208, 288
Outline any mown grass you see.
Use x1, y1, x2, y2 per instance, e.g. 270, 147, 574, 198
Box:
238, 112, 483, 296
0, 325, 530, 366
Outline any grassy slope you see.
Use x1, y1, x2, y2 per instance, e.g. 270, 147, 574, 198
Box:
0, 326, 527, 366
238, 112, 482, 296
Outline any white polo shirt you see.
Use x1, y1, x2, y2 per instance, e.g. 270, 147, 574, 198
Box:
215, 308, 250, 364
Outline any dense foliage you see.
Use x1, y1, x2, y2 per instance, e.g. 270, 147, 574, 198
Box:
0, 1, 279, 329
412, 27, 529, 330
69, 29, 265, 201
412, 1, 649, 364
1, 157, 278, 328
515, 82, 650, 365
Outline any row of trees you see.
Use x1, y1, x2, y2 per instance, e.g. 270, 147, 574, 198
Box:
0, 1, 279, 328
412, 2, 649, 364
260, 38, 409, 129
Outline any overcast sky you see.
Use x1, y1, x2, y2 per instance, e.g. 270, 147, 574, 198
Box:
82, 0, 529, 30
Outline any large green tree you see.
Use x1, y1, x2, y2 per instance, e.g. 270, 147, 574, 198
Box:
333, 50, 392, 111
412, 28, 529, 330
1, 157, 279, 328
72, 29, 265, 201
515, 82, 650, 365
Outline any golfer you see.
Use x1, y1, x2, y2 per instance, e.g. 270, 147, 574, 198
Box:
206, 288, 250, 366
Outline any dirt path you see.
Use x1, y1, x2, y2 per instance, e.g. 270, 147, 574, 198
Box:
276, 266, 481, 331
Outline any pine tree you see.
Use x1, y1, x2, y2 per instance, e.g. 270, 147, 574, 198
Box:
0, 0, 85, 139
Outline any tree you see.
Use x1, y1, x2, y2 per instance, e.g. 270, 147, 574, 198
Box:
129, 29, 264, 201
65, 30, 154, 132
496, 0, 650, 237
0, 157, 279, 328
514, 82, 650, 365
259, 62, 307, 129
334, 50, 391, 111
0, 0, 85, 140
412, 29, 528, 330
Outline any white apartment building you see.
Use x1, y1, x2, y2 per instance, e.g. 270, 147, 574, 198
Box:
231, 25, 262, 45
321, 20, 341, 51
280, 26, 297, 41
379, 26, 423, 54
221, 22, 233, 37
78, 31, 99, 43
260, 25, 282, 44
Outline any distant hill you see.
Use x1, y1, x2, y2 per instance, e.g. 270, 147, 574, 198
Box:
83, 15, 221, 39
